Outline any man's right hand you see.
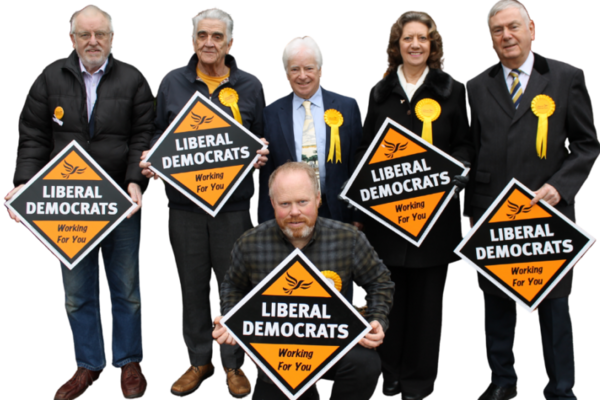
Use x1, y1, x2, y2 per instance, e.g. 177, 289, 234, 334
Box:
139, 150, 158, 180
5, 184, 24, 222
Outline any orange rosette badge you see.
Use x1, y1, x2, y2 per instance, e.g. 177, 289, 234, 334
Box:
219, 87, 243, 124
531, 95, 555, 159
324, 109, 344, 163
415, 98, 441, 144
54, 106, 64, 120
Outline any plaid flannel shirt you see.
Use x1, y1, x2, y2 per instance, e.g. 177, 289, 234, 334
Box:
220, 217, 394, 330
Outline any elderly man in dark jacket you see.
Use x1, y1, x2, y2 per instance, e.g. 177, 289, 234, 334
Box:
139, 8, 267, 399
6, 5, 154, 400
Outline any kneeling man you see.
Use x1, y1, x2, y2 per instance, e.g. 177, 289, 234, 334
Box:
213, 162, 394, 400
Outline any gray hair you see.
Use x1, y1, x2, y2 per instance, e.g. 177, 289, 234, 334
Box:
282, 36, 323, 71
488, 0, 531, 25
70, 5, 113, 34
268, 162, 319, 198
192, 8, 233, 41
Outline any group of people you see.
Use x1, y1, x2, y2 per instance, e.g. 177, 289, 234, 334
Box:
6, 1, 598, 400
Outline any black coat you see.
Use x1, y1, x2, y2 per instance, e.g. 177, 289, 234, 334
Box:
358, 68, 473, 268
14, 51, 155, 191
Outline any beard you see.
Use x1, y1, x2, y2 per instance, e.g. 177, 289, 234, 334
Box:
279, 217, 316, 240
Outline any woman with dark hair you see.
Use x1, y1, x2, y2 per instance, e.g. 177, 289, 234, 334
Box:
355, 11, 473, 400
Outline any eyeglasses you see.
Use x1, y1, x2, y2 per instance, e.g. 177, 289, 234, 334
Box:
74, 31, 112, 40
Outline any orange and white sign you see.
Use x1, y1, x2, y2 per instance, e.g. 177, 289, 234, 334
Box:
340, 118, 469, 246
143, 92, 266, 216
5, 141, 137, 269
221, 249, 371, 400
455, 179, 595, 311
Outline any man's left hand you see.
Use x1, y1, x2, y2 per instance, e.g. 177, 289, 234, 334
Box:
359, 320, 384, 349
531, 183, 561, 206
253, 138, 269, 169
127, 183, 142, 217
213, 316, 237, 345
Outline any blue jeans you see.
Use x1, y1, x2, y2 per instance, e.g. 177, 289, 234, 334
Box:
60, 211, 142, 370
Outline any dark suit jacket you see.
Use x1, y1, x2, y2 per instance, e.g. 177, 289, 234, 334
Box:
258, 88, 362, 224
466, 53, 599, 298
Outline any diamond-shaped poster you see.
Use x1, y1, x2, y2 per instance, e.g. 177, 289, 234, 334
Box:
455, 179, 595, 311
144, 92, 266, 216
340, 118, 469, 246
5, 141, 137, 269
221, 249, 371, 400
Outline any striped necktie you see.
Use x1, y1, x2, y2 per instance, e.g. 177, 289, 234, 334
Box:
509, 69, 523, 108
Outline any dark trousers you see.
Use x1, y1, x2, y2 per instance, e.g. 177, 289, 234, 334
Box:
484, 293, 576, 400
378, 265, 448, 396
253, 345, 381, 400
169, 208, 252, 368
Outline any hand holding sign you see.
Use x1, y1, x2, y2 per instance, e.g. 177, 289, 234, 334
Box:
213, 315, 237, 346
5, 184, 24, 222
358, 320, 384, 349
139, 150, 158, 180
254, 139, 270, 169
531, 183, 561, 206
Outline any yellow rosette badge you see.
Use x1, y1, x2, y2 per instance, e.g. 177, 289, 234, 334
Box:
324, 109, 344, 163
531, 94, 555, 159
415, 98, 441, 144
322, 270, 342, 292
219, 88, 243, 124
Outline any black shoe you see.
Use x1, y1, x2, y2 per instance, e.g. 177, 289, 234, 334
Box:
478, 383, 517, 400
382, 379, 401, 396
401, 390, 432, 400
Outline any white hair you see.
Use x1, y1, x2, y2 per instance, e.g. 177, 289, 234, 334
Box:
488, 0, 531, 25
192, 8, 233, 41
70, 5, 113, 34
282, 37, 323, 71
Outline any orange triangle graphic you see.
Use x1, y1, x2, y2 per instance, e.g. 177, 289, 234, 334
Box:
370, 192, 445, 237
263, 262, 331, 298
489, 189, 552, 223
174, 101, 231, 133
33, 220, 109, 258
487, 260, 566, 301
251, 343, 338, 389
171, 165, 244, 206
43, 151, 102, 180
369, 128, 427, 165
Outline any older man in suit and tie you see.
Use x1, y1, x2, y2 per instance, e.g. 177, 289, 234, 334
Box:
465, 1, 599, 400
258, 37, 362, 229
258, 36, 362, 302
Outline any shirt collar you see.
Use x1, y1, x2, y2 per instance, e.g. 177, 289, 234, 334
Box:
79, 58, 109, 76
502, 51, 534, 80
293, 86, 323, 110
397, 64, 429, 88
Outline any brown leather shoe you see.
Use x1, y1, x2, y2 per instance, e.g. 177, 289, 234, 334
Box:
224, 368, 251, 398
55, 367, 102, 400
121, 362, 147, 399
171, 363, 214, 396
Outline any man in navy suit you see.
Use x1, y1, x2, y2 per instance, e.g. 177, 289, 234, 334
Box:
258, 36, 362, 227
